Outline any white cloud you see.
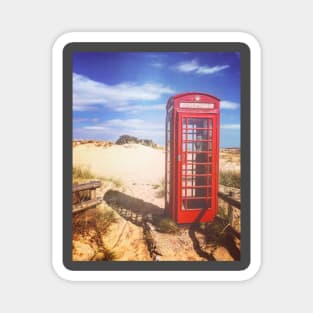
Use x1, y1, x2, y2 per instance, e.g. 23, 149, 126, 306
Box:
220, 101, 239, 110
173, 59, 229, 75
150, 62, 164, 68
114, 104, 164, 113
73, 117, 99, 123
196, 65, 230, 74
73, 73, 174, 112
83, 126, 105, 131
221, 124, 240, 129
81, 118, 164, 140
174, 59, 199, 72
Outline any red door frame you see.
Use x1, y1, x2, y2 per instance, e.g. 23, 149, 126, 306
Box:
176, 112, 218, 224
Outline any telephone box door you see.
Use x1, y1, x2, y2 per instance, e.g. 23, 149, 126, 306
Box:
177, 113, 218, 224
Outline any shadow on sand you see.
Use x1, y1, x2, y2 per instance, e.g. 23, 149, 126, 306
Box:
189, 211, 240, 261
188, 208, 216, 261
104, 189, 240, 261
103, 189, 164, 226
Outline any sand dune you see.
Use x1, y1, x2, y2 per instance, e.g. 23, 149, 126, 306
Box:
73, 143, 165, 185
72, 143, 240, 261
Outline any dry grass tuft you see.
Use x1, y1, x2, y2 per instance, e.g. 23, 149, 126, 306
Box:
105, 177, 123, 188
73, 165, 124, 189
154, 216, 180, 234
72, 207, 119, 261
219, 170, 240, 188
73, 166, 95, 180
153, 178, 165, 198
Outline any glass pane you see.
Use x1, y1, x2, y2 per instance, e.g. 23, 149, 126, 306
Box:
209, 130, 213, 139
182, 176, 195, 186
187, 118, 208, 128
195, 174, 207, 186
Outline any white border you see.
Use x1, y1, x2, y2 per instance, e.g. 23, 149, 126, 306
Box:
52, 32, 261, 281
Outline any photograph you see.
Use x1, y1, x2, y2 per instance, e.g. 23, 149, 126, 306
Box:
71, 51, 241, 262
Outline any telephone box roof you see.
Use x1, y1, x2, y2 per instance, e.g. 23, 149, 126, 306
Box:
166, 92, 220, 110
169, 92, 220, 101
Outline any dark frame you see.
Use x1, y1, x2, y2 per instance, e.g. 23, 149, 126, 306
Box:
63, 42, 250, 271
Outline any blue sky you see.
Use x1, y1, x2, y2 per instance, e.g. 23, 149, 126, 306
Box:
73, 51, 240, 147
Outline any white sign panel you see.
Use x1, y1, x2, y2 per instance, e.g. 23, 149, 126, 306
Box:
179, 102, 214, 109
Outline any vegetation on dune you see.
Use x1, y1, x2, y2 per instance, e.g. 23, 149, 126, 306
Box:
92, 249, 118, 261
105, 177, 123, 188
154, 216, 180, 234
95, 209, 117, 234
157, 178, 165, 198
73, 166, 123, 189
152, 178, 165, 198
94, 209, 119, 261
72, 206, 119, 261
217, 206, 228, 220
115, 134, 159, 148
73, 166, 95, 180
219, 170, 240, 189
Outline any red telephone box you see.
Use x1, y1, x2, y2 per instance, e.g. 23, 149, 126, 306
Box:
165, 92, 220, 224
